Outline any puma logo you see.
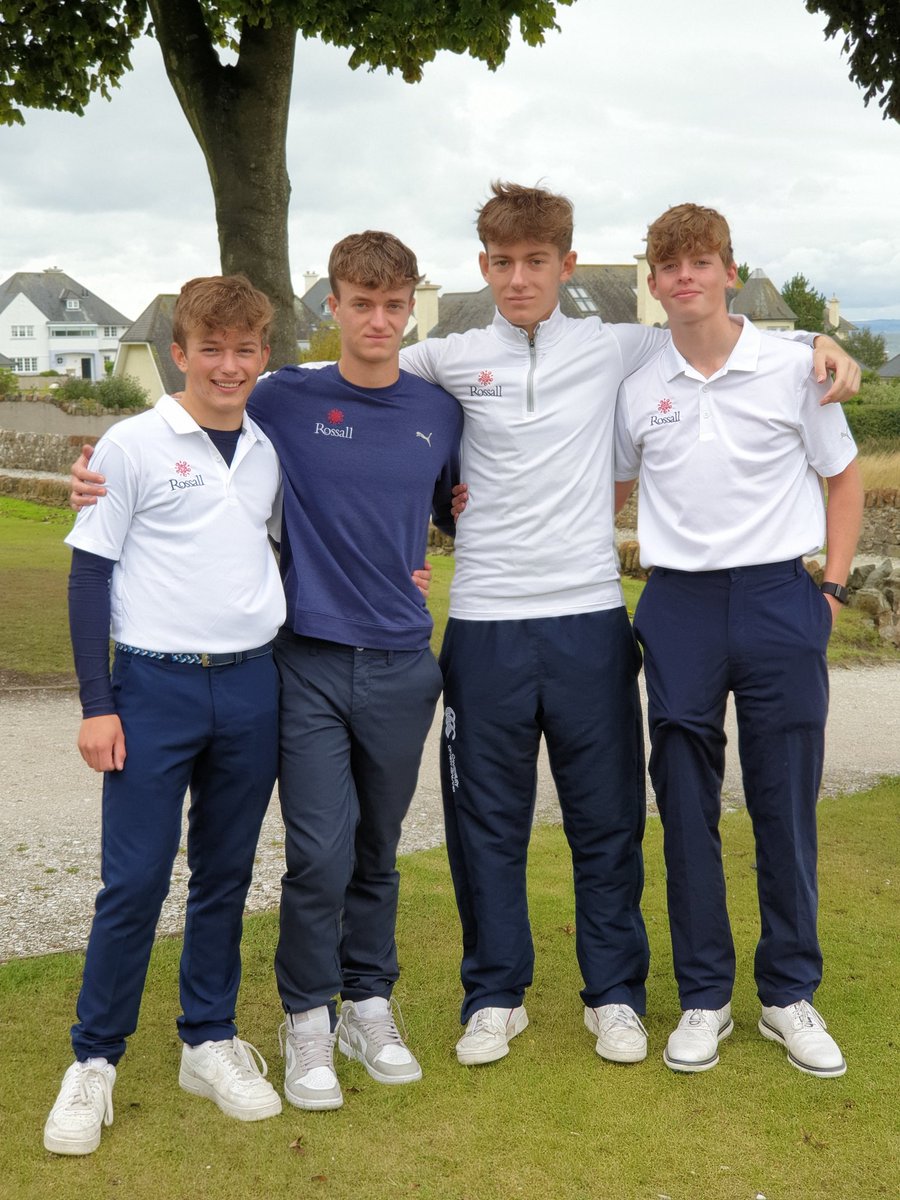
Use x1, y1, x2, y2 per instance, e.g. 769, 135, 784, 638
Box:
416, 431, 433, 447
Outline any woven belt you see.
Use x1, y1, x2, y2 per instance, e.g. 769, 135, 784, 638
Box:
114, 642, 273, 668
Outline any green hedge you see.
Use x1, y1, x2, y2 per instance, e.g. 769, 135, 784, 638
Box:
844, 402, 900, 445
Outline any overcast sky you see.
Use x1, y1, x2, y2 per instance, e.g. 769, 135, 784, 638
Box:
2, 0, 899, 324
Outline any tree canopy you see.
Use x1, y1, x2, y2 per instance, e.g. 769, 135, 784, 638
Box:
844, 327, 888, 370
0, 1, 576, 365
781, 273, 826, 334
806, 3, 900, 121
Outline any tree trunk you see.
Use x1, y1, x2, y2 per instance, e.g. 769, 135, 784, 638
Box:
147, 0, 298, 366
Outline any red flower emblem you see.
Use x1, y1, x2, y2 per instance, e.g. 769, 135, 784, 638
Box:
657, 399, 673, 414
478, 370, 493, 385
175, 460, 191, 476
327, 408, 344, 425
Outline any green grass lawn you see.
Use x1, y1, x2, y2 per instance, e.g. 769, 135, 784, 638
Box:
1, 779, 897, 1199
4, 499, 895, 681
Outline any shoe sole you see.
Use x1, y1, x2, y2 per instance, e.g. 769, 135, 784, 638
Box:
584, 1009, 647, 1063
43, 1127, 101, 1155
337, 1032, 423, 1084
283, 1085, 344, 1111
179, 1068, 283, 1120
663, 1018, 734, 1073
757, 1020, 848, 1078
456, 1009, 529, 1066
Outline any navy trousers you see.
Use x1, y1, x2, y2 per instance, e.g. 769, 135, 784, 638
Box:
634, 560, 830, 1010
71, 649, 279, 1064
274, 632, 443, 1018
439, 608, 648, 1022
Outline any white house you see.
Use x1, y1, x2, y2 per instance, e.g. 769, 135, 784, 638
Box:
0, 268, 131, 379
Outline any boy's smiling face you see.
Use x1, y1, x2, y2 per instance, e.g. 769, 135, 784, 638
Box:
171, 326, 269, 430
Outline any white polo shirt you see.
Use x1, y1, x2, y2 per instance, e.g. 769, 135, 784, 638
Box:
614, 316, 857, 571
65, 394, 285, 651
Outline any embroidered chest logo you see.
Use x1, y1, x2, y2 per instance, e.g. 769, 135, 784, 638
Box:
470, 368, 502, 398
315, 407, 354, 439
169, 460, 204, 490
650, 397, 681, 427
416, 431, 433, 447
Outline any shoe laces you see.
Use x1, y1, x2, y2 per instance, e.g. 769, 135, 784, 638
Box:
468, 1007, 509, 1037
787, 1000, 826, 1031
342, 998, 408, 1052
684, 1008, 719, 1032
205, 1037, 269, 1082
59, 1062, 114, 1127
599, 1004, 647, 1037
279, 1021, 337, 1072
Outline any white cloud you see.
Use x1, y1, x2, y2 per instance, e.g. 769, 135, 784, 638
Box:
1, 0, 898, 319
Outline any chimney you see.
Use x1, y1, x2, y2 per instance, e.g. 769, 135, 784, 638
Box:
302, 271, 319, 295
414, 279, 441, 341
827, 295, 840, 330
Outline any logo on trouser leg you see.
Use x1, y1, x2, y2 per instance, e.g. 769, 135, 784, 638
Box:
444, 707, 459, 793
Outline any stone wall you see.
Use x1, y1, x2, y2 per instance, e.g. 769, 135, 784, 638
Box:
0, 429, 99, 475
857, 489, 900, 559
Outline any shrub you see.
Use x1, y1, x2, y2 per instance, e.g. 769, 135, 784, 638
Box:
0, 366, 19, 397
95, 374, 150, 410
844, 404, 900, 447
57, 376, 96, 401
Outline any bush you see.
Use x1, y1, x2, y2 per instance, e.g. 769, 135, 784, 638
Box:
0, 366, 19, 397
844, 403, 900, 446
57, 376, 96, 401
95, 374, 150, 410
38, 369, 60, 377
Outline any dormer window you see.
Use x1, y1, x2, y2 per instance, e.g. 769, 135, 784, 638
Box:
66, 299, 80, 310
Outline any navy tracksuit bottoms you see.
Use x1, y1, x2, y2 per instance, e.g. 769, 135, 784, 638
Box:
634, 559, 831, 1010
439, 607, 649, 1023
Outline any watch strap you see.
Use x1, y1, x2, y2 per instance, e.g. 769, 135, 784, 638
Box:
820, 581, 849, 605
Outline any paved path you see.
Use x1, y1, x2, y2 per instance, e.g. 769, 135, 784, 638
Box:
2, 668, 899, 961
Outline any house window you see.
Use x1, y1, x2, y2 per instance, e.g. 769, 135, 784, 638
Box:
13, 357, 38, 372
103, 326, 118, 337
50, 327, 97, 337
66, 299, 80, 310
566, 284, 598, 314
11, 325, 34, 338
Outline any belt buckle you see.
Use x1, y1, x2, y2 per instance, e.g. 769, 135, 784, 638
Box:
200, 653, 211, 668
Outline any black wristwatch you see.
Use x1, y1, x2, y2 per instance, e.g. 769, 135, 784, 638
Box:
820, 581, 849, 605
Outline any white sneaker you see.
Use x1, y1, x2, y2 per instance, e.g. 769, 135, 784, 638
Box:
44, 1058, 116, 1155
280, 1007, 343, 1110
179, 1037, 282, 1121
456, 1005, 529, 1065
584, 1003, 648, 1063
338, 997, 422, 1085
759, 1000, 847, 1077
663, 1005, 733, 1073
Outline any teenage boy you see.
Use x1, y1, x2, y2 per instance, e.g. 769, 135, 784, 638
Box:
45, 276, 285, 1156
72, 232, 461, 1111
247, 232, 460, 1110
400, 182, 860, 1068
615, 203, 862, 1077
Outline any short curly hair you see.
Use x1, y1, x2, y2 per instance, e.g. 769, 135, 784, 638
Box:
645, 203, 735, 273
328, 231, 421, 296
172, 275, 273, 348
